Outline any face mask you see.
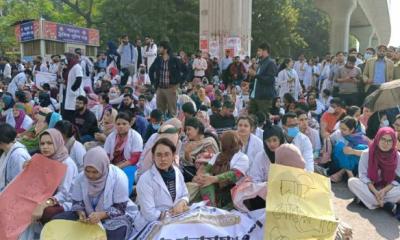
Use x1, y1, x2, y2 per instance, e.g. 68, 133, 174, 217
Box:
152, 123, 161, 130
140, 69, 145, 74
327, 106, 335, 114
364, 53, 372, 61
109, 92, 118, 98
382, 119, 390, 127
287, 126, 300, 138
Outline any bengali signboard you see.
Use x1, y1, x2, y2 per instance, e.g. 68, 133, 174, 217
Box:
15, 20, 100, 46
57, 24, 89, 44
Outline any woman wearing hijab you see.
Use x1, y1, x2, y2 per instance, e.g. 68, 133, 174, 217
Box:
193, 131, 249, 209
136, 138, 189, 222
6, 103, 33, 134
348, 127, 400, 219
248, 123, 285, 183
0, 94, 15, 121
29, 129, 78, 224
53, 146, 144, 239
19, 107, 52, 154
85, 107, 118, 150
54, 120, 86, 172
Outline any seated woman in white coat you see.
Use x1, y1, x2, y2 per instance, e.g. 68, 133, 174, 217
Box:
6, 104, 33, 134
53, 147, 144, 239
0, 123, 30, 191
28, 129, 78, 224
236, 116, 264, 170
249, 124, 286, 183
136, 138, 189, 222
348, 127, 400, 220
54, 120, 86, 172
104, 112, 143, 194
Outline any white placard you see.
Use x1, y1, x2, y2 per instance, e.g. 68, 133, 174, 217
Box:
35, 71, 57, 87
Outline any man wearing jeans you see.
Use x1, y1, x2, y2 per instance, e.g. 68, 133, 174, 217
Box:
248, 43, 277, 116
149, 41, 184, 117
118, 34, 138, 76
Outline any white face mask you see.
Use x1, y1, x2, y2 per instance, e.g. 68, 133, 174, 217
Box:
364, 53, 372, 61
382, 119, 390, 127
327, 106, 335, 114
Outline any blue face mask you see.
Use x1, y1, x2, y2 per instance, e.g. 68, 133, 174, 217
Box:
287, 126, 300, 138
382, 119, 390, 127
152, 123, 161, 130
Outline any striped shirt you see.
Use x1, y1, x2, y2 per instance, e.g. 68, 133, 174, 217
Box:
159, 59, 170, 88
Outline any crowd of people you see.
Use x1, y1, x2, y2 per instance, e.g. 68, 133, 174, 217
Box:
0, 34, 400, 239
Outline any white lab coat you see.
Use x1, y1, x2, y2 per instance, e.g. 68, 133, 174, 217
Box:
248, 151, 271, 183
209, 151, 250, 176
69, 140, 86, 172
293, 61, 308, 81
291, 133, 314, 172
136, 164, 189, 222
64, 64, 85, 110
276, 68, 302, 101
104, 129, 143, 162
7, 72, 27, 97
54, 156, 78, 210
3, 63, 12, 79
143, 43, 158, 71
0, 142, 30, 191
6, 112, 33, 131
242, 134, 264, 169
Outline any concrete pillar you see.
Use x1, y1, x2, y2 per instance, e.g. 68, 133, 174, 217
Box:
199, 0, 252, 59
315, 0, 357, 53
371, 34, 379, 48
351, 25, 374, 52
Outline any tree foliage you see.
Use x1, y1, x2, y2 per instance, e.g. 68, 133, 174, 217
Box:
0, 0, 329, 58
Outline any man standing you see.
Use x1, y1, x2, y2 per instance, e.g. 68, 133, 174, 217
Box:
220, 49, 233, 86
75, 48, 94, 89
73, 95, 99, 143
149, 41, 183, 117
118, 34, 138, 76
0, 57, 11, 84
293, 53, 308, 85
392, 49, 400, 80
329, 51, 345, 96
229, 56, 246, 86
335, 55, 363, 106
192, 50, 208, 79
143, 36, 157, 72
135, 38, 143, 69
282, 112, 314, 172
249, 43, 277, 116
363, 45, 394, 96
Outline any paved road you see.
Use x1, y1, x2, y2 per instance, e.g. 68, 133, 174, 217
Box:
332, 182, 400, 240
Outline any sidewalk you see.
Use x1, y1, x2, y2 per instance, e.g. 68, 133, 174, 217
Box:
332, 182, 400, 240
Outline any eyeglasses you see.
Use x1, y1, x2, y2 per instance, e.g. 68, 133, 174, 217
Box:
379, 137, 393, 145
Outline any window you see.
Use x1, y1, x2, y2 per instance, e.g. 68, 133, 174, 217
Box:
23, 40, 41, 56
86, 46, 97, 57
45, 41, 65, 55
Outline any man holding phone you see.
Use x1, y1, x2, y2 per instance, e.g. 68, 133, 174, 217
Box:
334, 55, 363, 107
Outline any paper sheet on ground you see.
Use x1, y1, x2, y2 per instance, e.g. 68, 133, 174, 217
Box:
0, 154, 67, 240
41, 220, 106, 240
265, 164, 338, 240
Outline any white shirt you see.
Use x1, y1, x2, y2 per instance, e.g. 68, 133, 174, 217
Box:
192, 58, 208, 77
69, 141, 86, 172
248, 151, 271, 183
64, 64, 84, 110
3, 63, 11, 78
293, 61, 308, 80
291, 132, 314, 172
276, 68, 302, 100
7, 72, 27, 97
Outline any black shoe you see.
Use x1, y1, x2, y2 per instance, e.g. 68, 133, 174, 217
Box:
395, 204, 400, 221
383, 202, 396, 215
353, 197, 366, 208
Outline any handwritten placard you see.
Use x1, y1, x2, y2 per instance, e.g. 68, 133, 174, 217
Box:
35, 72, 57, 87
41, 220, 106, 240
0, 154, 67, 240
265, 164, 338, 240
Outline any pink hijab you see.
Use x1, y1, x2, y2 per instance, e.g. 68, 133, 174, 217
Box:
84, 146, 110, 197
275, 144, 306, 169
41, 129, 69, 162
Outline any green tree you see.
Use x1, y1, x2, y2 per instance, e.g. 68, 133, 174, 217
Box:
97, 0, 199, 53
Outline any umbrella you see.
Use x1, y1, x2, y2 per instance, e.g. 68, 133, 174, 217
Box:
363, 79, 400, 112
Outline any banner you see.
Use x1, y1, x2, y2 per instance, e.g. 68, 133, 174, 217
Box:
133, 203, 264, 240
0, 155, 67, 240
42, 21, 58, 41
223, 37, 241, 57
209, 40, 220, 58
20, 22, 35, 42
35, 72, 57, 87
265, 164, 338, 240
41, 220, 106, 240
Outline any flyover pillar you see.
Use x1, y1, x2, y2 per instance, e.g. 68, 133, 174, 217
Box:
315, 0, 357, 53
351, 26, 374, 51
199, 0, 252, 59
